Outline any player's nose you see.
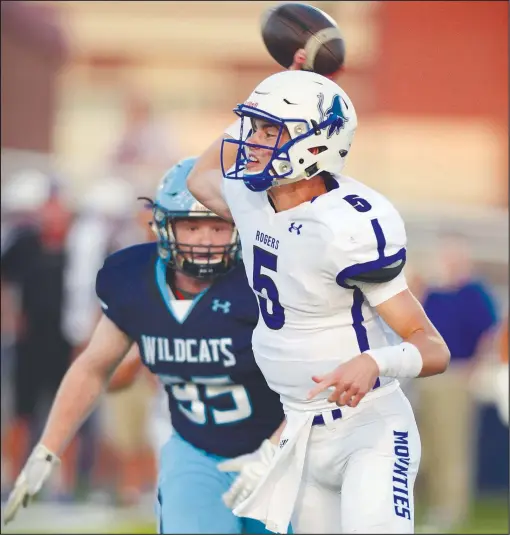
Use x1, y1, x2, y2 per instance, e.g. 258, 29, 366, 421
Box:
196, 227, 214, 245
246, 128, 262, 145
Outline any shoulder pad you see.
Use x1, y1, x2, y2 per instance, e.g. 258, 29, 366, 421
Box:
101, 242, 157, 271
96, 243, 156, 305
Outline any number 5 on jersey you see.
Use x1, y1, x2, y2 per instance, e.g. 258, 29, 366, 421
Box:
253, 246, 285, 330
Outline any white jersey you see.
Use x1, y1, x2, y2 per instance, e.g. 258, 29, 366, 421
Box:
222, 173, 408, 412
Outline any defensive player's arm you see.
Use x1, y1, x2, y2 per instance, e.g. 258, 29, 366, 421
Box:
39, 315, 133, 455
186, 131, 237, 222
107, 343, 143, 392
3, 314, 134, 526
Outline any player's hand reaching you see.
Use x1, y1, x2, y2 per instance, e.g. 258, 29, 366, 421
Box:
307, 353, 380, 408
217, 439, 277, 510
288, 48, 307, 71
3, 444, 60, 525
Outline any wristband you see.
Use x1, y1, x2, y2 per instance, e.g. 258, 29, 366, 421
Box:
365, 342, 423, 378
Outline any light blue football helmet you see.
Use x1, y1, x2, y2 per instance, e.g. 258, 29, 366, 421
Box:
150, 157, 240, 279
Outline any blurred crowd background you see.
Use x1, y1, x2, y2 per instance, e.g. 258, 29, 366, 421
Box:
1, 1, 508, 533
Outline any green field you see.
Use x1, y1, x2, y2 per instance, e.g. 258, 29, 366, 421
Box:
3, 496, 507, 534
122, 497, 509, 534
415, 497, 509, 534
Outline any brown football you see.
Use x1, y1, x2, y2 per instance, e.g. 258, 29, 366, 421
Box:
261, 3, 345, 76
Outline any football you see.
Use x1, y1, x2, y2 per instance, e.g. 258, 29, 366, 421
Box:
261, 2, 345, 76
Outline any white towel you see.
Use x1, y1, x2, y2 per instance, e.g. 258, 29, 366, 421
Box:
233, 411, 314, 533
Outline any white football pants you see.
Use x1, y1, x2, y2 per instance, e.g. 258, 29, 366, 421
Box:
291, 387, 421, 534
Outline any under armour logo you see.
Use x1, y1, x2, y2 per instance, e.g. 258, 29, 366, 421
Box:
289, 222, 302, 235
211, 299, 231, 314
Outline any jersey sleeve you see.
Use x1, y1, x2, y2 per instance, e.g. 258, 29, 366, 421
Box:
355, 272, 409, 307
333, 206, 408, 307
95, 256, 131, 335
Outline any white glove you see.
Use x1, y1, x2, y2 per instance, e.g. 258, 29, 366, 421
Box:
217, 439, 277, 510
3, 444, 60, 525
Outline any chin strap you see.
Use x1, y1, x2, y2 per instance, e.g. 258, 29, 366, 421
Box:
271, 174, 307, 187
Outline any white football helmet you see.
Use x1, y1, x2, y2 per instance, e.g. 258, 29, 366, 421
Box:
222, 70, 357, 192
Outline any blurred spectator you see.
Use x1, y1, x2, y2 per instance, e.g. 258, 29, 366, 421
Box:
1, 169, 74, 498
1, 169, 53, 233
494, 316, 508, 425
108, 91, 180, 195
416, 233, 499, 532
1, 170, 53, 455
62, 175, 139, 348
62, 176, 155, 504
405, 260, 428, 303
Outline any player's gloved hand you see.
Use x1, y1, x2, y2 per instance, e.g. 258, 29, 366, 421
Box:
217, 439, 277, 509
3, 444, 60, 525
